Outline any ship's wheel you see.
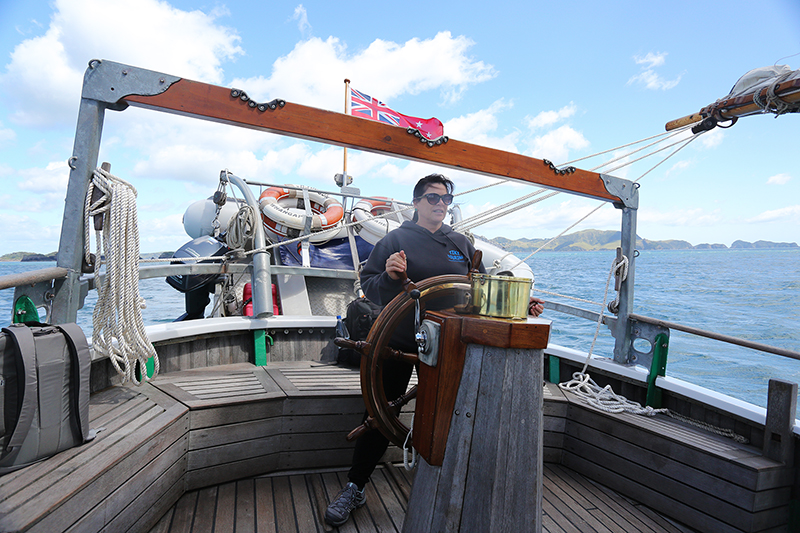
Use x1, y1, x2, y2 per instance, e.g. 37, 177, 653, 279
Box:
337, 274, 470, 446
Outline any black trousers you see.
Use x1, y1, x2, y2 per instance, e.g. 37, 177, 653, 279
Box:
348, 358, 414, 488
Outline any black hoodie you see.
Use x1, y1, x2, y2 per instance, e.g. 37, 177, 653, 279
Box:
360, 221, 484, 351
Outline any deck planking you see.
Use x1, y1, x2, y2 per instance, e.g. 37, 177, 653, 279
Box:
150, 462, 694, 533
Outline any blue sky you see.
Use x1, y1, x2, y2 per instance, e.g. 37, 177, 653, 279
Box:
0, 0, 798, 256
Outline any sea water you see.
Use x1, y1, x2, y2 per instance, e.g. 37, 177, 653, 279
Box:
2, 248, 799, 409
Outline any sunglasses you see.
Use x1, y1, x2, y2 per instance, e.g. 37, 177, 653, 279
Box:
416, 193, 454, 205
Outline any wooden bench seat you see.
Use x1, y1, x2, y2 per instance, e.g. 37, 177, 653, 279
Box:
149, 362, 416, 491
555, 385, 793, 533
0, 384, 188, 533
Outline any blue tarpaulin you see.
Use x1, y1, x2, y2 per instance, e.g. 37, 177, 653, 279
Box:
278, 236, 374, 270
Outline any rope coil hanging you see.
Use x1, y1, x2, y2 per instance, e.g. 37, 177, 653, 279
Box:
85, 166, 160, 385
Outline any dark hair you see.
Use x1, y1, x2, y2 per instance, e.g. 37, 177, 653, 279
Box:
413, 173, 454, 200
412, 173, 454, 222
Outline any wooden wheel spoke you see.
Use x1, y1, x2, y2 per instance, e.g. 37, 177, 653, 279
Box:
358, 275, 470, 447
333, 337, 371, 354
388, 385, 417, 415
379, 346, 419, 365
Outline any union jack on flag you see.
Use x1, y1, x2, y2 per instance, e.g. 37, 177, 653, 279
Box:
350, 88, 444, 140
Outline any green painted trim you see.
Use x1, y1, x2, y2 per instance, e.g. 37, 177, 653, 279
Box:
146, 356, 155, 379
13, 295, 40, 323
135, 356, 155, 381
548, 355, 560, 384
254, 329, 268, 366
645, 333, 669, 408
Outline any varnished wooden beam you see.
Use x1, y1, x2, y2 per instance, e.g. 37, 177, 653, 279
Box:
124, 78, 621, 203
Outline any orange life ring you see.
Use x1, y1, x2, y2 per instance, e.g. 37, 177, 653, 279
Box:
258, 186, 344, 242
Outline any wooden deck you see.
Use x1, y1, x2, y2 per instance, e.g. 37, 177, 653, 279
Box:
148, 462, 694, 533
5, 360, 790, 532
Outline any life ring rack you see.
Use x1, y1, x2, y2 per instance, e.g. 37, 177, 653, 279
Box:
351, 197, 412, 245
258, 186, 345, 243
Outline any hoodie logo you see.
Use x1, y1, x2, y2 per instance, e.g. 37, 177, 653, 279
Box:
448, 250, 466, 263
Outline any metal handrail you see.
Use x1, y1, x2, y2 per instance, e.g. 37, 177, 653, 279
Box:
630, 313, 800, 361
542, 299, 799, 363
0, 267, 68, 291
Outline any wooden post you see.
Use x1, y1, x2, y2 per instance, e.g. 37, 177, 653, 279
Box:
763, 378, 797, 465
404, 313, 550, 532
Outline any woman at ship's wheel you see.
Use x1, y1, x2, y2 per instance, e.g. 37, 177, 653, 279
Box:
324, 173, 544, 527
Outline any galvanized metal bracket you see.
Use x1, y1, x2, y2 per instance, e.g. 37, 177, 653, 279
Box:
626, 317, 670, 369
600, 174, 639, 209
81, 59, 180, 109
417, 319, 440, 367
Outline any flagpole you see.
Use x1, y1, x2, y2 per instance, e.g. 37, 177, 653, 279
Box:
343, 78, 350, 182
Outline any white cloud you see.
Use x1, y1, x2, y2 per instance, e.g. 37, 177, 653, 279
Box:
0, 121, 16, 143
699, 128, 724, 149
747, 205, 800, 223
767, 173, 791, 185
527, 125, 590, 164
526, 103, 577, 130
15, 161, 70, 201
628, 52, 681, 91
628, 70, 682, 90
639, 207, 723, 227
0, 0, 243, 127
232, 32, 497, 110
665, 160, 691, 177
445, 99, 519, 151
291, 4, 311, 36
0, 211, 62, 254
460, 197, 618, 239
634, 52, 667, 69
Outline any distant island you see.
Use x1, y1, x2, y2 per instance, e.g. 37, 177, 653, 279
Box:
1, 230, 797, 261
0, 251, 173, 262
480, 229, 798, 253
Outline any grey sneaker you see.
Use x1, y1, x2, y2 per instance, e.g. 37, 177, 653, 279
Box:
325, 482, 366, 526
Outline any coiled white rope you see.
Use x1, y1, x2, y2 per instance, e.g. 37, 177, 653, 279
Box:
85, 167, 159, 385
560, 372, 667, 416
226, 204, 257, 250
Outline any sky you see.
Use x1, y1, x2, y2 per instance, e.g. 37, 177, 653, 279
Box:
0, 0, 798, 256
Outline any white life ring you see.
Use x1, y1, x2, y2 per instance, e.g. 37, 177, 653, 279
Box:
259, 186, 346, 243
351, 197, 412, 245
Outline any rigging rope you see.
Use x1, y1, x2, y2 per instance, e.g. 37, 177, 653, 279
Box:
85, 167, 160, 385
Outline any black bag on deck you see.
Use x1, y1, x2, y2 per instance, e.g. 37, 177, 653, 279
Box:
0, 322, 94, 474
337, 297, 383, 367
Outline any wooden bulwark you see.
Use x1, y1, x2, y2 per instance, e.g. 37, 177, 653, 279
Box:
560, 388, 793, 533
0, 384, 188, 533
2, 361, 793, 532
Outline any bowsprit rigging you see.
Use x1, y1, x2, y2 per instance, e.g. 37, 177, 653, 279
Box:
666, 64, 800, 132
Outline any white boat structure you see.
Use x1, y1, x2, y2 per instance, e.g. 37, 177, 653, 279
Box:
1, 59, 799, 533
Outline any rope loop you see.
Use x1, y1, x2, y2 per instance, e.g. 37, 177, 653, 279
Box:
559, 371, 668, 416
403, 413, 417, 470
226, 204, 257, 250
85, 166, 160, 385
